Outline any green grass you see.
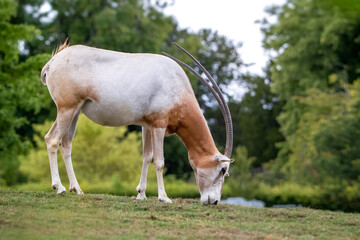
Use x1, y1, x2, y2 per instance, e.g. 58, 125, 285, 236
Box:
0, 190, 359, 239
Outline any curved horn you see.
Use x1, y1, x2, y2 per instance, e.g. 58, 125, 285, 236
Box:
162, 43, 233, 158
162, 52, 226, 112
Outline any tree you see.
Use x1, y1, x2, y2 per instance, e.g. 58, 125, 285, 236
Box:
273, 79, 360, 185
18, 0, 175, 55
0, 0, 50, 185
262, 0, 360, 174
234, 73, 283, 167
198, 29, 243, 148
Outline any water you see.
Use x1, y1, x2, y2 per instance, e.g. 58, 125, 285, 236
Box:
221, 197, 265, 208
221, 197, 302, 208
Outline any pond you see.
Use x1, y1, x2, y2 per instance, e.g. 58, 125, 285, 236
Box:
221, 197, 302, 208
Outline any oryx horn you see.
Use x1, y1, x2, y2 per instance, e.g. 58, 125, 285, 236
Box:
163, 43, 233, 158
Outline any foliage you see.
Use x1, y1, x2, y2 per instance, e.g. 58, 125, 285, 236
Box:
1, 190, 360, 239
254, 182, 321, 207
233, 73, 283, 166
263, 0, 360, 100
253, 181, 360, 212
257, 0, 360, 211
17, 0, 175, 55
0, 0, 51, 186
198, 29, 243, 149
163, 134, 193, 179
273, 80, 360, 185
262, 0, 360, 168
226, 146, 256, 196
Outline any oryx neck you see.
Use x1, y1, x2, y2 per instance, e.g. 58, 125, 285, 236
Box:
175, 96, 218, 169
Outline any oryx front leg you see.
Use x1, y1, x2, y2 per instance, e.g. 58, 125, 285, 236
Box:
59, 112, 83, 195
152, 128, 172, 203
136, 127, 153, 200
45, 107, 78, 194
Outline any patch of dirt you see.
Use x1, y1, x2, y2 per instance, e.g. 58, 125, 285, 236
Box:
0, 219, 10, 226
172, 198, 198, 204
194, 225, 255, 239
339, 222, 359, 227
265, 212, 305, 219
93, 196, 104, 201
137, 206, 149, 211
161, 205, 169, 210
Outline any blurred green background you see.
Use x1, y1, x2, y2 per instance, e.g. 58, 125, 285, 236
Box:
1, 0, 360, 211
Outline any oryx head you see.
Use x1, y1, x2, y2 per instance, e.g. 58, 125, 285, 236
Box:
194, 154, 233, 205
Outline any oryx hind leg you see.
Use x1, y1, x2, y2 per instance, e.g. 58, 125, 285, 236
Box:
59, 111, 83, 194
136, 127, 153, 200
45, 106, 80, 194
151, 128, 172, 203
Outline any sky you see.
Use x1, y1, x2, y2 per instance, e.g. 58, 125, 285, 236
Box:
163, 0, 287, 75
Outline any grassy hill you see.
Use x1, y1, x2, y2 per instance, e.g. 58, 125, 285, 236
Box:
0, 190, 359, 239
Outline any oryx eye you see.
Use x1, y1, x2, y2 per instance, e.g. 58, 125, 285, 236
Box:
214, 167, 227, 183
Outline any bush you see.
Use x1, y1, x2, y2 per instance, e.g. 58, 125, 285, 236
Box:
253, 182, 360, 212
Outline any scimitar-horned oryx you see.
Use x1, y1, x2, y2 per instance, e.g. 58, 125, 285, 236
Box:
41, 41, 233, 205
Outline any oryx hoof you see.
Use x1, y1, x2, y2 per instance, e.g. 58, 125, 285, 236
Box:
136, 192, 147, 200
70, 186, 84, 195
158, 196, 172, 203
52, 184, 67, 195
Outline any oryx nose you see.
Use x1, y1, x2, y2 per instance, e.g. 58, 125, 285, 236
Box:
207, 195, 219, 205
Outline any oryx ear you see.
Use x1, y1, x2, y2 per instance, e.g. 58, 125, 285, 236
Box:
213, 153, 234, 163
214, 154, 226, 162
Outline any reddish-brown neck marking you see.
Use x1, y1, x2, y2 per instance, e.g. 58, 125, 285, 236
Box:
173, 95, 218, 169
